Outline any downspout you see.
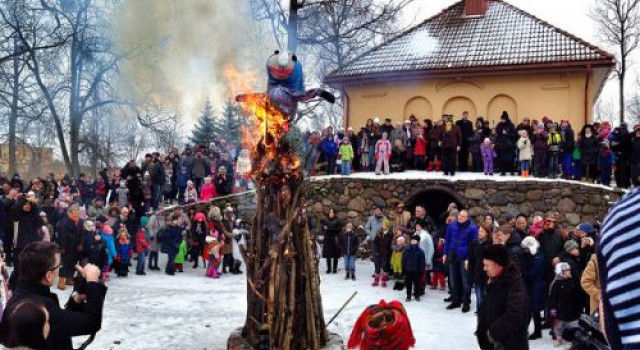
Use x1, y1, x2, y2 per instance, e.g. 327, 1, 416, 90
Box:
342, 87, 350, 133
584, 64, 592, 125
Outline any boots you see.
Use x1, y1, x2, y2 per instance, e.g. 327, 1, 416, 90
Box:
427, 161, 435, 172
57, 277, 66, 291
435, 161, 442, 172
529, 312, 543, 339
345, 271, 351, 280
351, 270, 356, 281
381, 273, 388, 287
371, 274, 380, 286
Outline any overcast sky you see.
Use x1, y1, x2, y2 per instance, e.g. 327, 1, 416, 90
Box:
401, 0, 636, 119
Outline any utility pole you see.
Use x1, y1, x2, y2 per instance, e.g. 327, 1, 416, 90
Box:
288, 0, 299, 53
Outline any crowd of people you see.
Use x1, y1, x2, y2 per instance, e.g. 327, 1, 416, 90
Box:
310, 112, 640, 187
317, 199, 604, 349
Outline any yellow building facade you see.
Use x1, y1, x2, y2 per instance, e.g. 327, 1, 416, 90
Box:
325, 0, 614, 129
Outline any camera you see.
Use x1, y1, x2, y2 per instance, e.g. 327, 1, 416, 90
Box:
562, 314, 610, 350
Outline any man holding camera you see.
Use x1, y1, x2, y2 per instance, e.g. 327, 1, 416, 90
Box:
0, 241, 107, 350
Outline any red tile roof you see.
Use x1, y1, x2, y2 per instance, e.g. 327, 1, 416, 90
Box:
325, 0, 614, 83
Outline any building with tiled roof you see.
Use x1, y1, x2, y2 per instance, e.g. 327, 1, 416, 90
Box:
324, 0, 615, 129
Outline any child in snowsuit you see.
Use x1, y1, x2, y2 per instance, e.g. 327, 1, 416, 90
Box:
174, 236, 187, 273
516, 130, 533, 177
205, 236, 222, 278
100, 224, 117, 281
375, 132, 391, 175
116, 228, 132, 277
480, 138, 496, 175
402, 235, 426, 302
391, 230, 409, 280
598, 140, 615, 186
549, 262, 582, 347
339, 222, 359, 281
135, 216, 151, 275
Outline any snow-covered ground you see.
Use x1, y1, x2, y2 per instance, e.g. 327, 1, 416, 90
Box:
57, 256, 555, 350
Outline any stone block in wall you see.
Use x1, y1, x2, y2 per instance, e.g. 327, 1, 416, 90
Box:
465, 188, 485, 200
489, 195, 509, 206
556, 198, 577, 213
347, 196, 367, 212
468, 206, 484, 217
588, 194, 603, 205
565, 213, 581, 226
526, 190, 544, 201
518, 202, 534, 216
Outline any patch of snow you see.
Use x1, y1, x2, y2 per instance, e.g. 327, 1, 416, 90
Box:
60, 257, 554, 350
311, 171, 621, 192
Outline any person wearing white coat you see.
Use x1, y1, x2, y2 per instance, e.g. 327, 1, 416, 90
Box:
416, 221, 434, 296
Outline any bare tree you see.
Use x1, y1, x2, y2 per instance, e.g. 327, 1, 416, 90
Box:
592, 0, 640, 124
627, 76, 640, 125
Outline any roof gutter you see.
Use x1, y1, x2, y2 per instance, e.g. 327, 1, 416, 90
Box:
324, 59, 615, 86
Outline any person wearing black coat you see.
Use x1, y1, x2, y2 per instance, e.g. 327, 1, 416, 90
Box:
578, 125, 600, 181
611, 126, 632, 188
56, 205, 85, 290
468, 227, 491, 312
7, 197, 44, 290
477, 245, 530, 350
630, 128, 640, 186
495, 112, 518, 176
339, 223, 360, 280
494, 225, 524, 272
0, 241, 107, 350
150, 159, 166, 209
322, 209, 342, 274
549, 263, 583, 347
521, 236, 546, 340
456, 112, 474, 172
160, 219, 183, 276
402, 235, 426, 302
559, 121, 575, 180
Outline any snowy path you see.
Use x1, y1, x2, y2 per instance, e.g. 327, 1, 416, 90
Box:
60, 257, 555, 350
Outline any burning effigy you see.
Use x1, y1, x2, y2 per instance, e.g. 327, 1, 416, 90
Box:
229, 52, 334, 350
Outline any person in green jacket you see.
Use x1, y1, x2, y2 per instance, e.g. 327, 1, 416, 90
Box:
173, 235, 188, 272
338, 137, 354, 175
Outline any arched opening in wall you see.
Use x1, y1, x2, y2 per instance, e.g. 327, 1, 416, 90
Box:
405, 186, 467, 229
404, 96, 434, 119
442, 96, 477, 119
487, 94, 518, 126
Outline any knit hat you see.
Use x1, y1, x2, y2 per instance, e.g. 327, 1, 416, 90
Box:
194, 212, 206, 222
84, 221, 95, 231
564, 240, 579, 254
482, 244, 510, 267
577, 222, 595, 236
556, 262, 571, 276
521, 236, 540, 256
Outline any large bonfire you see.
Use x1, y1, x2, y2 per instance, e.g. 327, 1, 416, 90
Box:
226, 52, 333, 350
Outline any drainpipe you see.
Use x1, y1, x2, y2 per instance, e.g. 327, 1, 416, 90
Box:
342, 87, 350, 133
584, 64, 592, 125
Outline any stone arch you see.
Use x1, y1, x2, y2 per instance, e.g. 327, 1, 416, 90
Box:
405, 185, 467, 227
487, 94, 518, 124
404, 96, 434, 119
442, 96, 477, 118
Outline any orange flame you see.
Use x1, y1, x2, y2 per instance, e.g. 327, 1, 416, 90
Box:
224, 65, 301, 184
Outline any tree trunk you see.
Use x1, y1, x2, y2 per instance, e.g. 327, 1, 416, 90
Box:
288, 0, 299, 53
9, 37, 19, 176
619, 69, 625, 125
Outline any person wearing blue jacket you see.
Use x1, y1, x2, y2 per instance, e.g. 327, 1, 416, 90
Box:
322, 133, 338, 175
443, 210, 478, 313
402, 235, 426, 302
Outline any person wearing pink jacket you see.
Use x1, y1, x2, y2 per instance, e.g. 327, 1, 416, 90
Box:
199, 177, 217, 202
375, 132, 391, 175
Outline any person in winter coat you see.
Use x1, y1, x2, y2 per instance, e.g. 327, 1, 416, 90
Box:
338, 137, 354, 175
414, 128, 428, 170
374, 132, 391, 175
630, 128, 640, 186
516, 130, 533, 177
402, 235, 426, 302
100, 225, 116, 281
231, 218, 248, 275
493, 225, 524, 271
444, 210, 478, 312
8, 197, 44, 287
532, 123, 548, 178
339, 222, 359, 280
580, 254, 600, 315
322, 208, 342, 274
82, 221, 106, 273
468, 226, 491, 312
495, 112, 518, 176
134, 216, 150, 275
480, 138, 496, 175
390, 231, 409, 279
547, 123, 562, 178
372, 219, 393, 287
161, 217, 183, 276
184, 180, 198, 204
0, 298, 50, 350
190, 212, 208, 269
0, 242, 106, 350
521, 236, 546, 340
199, 177, 217, 202
204, 236, 222, 278
477, 244, 530, 350
469, 125, 484, 172
190, 151, 210, 192
579, 124, 600, 182
56, 204, 84, 290
146, 211, 164, 271
214, 166, 233, 196
537, 216, 563, 285
416, 221, 434, 292
549, 262, 582, 348
598, 139, 615, 186
322, 133, 338, 175
438, 118, 462, 176
173, 236, 187, 273
115, 228, 132, 277
559, 121, 575, 179
176, 166, 189, 204
115, 180, 129, 210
